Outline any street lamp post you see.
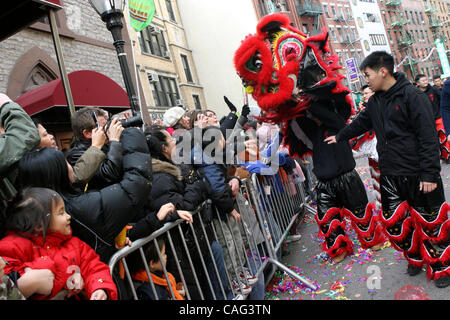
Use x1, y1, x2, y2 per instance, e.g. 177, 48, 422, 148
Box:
89, 0, 140, 116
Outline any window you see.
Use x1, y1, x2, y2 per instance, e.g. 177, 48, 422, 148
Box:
278, 0, 289, 11
369, 34, 387, 45
139, 26, 169, 58
331, 5, 336, 16
323, 4, 330, 18
364, 13, 379, 23
330, 27, 337, 41
150, 75, 180, 107
351, 28, 357, 41
258, 0, 268, 16
181, 54, 193, 83
302, 24, 309, 34
165, 0, 176, 22
337, 27, 343, 42
193, 95, 201, 110
345, 7, 352, 20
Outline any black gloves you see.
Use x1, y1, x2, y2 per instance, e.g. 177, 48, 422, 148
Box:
223, 96, 237, 113
241, 104, 250, 118
224, 96, 250, 118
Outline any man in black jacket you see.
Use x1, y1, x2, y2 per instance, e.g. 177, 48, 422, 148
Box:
325, 51, 449, 288
415, 74, 441, 119
66, 107, 124, 191
416, 73, 450, 161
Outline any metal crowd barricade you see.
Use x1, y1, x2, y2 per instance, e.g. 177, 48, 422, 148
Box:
108, 160, 318, 300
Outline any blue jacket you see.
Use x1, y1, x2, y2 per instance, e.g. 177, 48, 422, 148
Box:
192, 146, 235, 220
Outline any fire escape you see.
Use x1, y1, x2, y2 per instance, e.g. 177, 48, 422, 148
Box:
424, 2, 446, 74
296, 0, 323, 35
424, 2, 446, 43
385, 0, 417, 77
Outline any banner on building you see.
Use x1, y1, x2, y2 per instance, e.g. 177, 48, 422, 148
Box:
345, 58, 360, 83
435, 38, 450, 78
129, 0, 155, 32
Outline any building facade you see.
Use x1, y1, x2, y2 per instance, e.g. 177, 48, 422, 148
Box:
422, 0, 450, 52
377, 0, 440, 80
126, 0, 207, 120
348, 0, 391, 57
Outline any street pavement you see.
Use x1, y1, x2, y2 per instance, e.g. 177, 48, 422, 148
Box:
265, 158, 450, 300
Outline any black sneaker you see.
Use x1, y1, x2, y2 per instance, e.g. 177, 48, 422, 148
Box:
435, 276, 450, 288
407, 264, 422, 276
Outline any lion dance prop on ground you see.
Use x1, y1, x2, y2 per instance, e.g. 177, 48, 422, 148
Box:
234, 13, 388, 260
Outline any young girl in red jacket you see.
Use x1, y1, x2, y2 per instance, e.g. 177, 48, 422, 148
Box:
0, 187, 118, 300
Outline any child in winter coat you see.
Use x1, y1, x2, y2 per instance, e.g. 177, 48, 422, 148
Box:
129, 238, 185, 300
0, 187, 117, 300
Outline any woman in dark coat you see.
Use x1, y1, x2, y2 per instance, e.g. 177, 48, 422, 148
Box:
15, 128, 152, 263
131, 125, 235, 300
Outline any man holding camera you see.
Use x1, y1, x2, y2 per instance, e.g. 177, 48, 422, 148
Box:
0, 93, 40, 238
66, 107, 124, 191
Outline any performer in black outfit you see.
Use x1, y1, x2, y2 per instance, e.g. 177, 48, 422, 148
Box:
293, 93, 386, 263
326, 51, 449, 288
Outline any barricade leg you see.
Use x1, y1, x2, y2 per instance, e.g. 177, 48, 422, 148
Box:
247, 175, 318, 291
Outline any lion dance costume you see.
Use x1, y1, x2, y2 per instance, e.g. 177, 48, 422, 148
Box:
351, 131, 381, 210
233, 13, 386, 261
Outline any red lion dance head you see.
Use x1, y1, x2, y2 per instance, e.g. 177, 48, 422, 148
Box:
234, 13, 354, 157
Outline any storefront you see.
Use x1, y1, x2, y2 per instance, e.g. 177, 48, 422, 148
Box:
15, 70, 131, 150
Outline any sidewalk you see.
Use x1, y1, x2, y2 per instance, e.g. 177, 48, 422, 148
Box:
265, 158, 450, 300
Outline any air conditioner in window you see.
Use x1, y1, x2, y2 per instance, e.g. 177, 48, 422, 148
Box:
175, 99, 184, 106
150, 25, 161, 34
148, 72, 159, 83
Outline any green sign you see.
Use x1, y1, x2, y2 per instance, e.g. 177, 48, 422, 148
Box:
435, 38, 450, 78
129, 0, 155, 32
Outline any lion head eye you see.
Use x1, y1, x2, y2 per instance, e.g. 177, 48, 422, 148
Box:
245, 52, 263, 73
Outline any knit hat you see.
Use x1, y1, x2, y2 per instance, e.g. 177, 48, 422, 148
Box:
163, 106, 185, 128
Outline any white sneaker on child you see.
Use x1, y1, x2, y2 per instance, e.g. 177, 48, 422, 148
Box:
238, 268, 258, 286
232, 280, 252, 295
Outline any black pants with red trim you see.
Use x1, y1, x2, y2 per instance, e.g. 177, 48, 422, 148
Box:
315, 170, 386, 259
379, 175, 450, 280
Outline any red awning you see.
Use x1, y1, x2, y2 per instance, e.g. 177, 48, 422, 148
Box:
0, 0, 62, 42
15, 70, 130, 116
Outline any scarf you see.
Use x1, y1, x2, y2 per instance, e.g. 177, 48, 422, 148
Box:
132, 270, 184, 300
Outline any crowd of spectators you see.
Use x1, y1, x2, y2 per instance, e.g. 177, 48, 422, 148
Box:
0, 93, 305, 300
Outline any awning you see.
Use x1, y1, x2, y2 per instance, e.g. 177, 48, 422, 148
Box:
15, 70, 131, 116
0, 0, 62, 42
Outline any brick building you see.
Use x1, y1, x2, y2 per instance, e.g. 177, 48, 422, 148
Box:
378, 0, 438, 80
423, 0, 450, 53
321, 0, 364, 91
